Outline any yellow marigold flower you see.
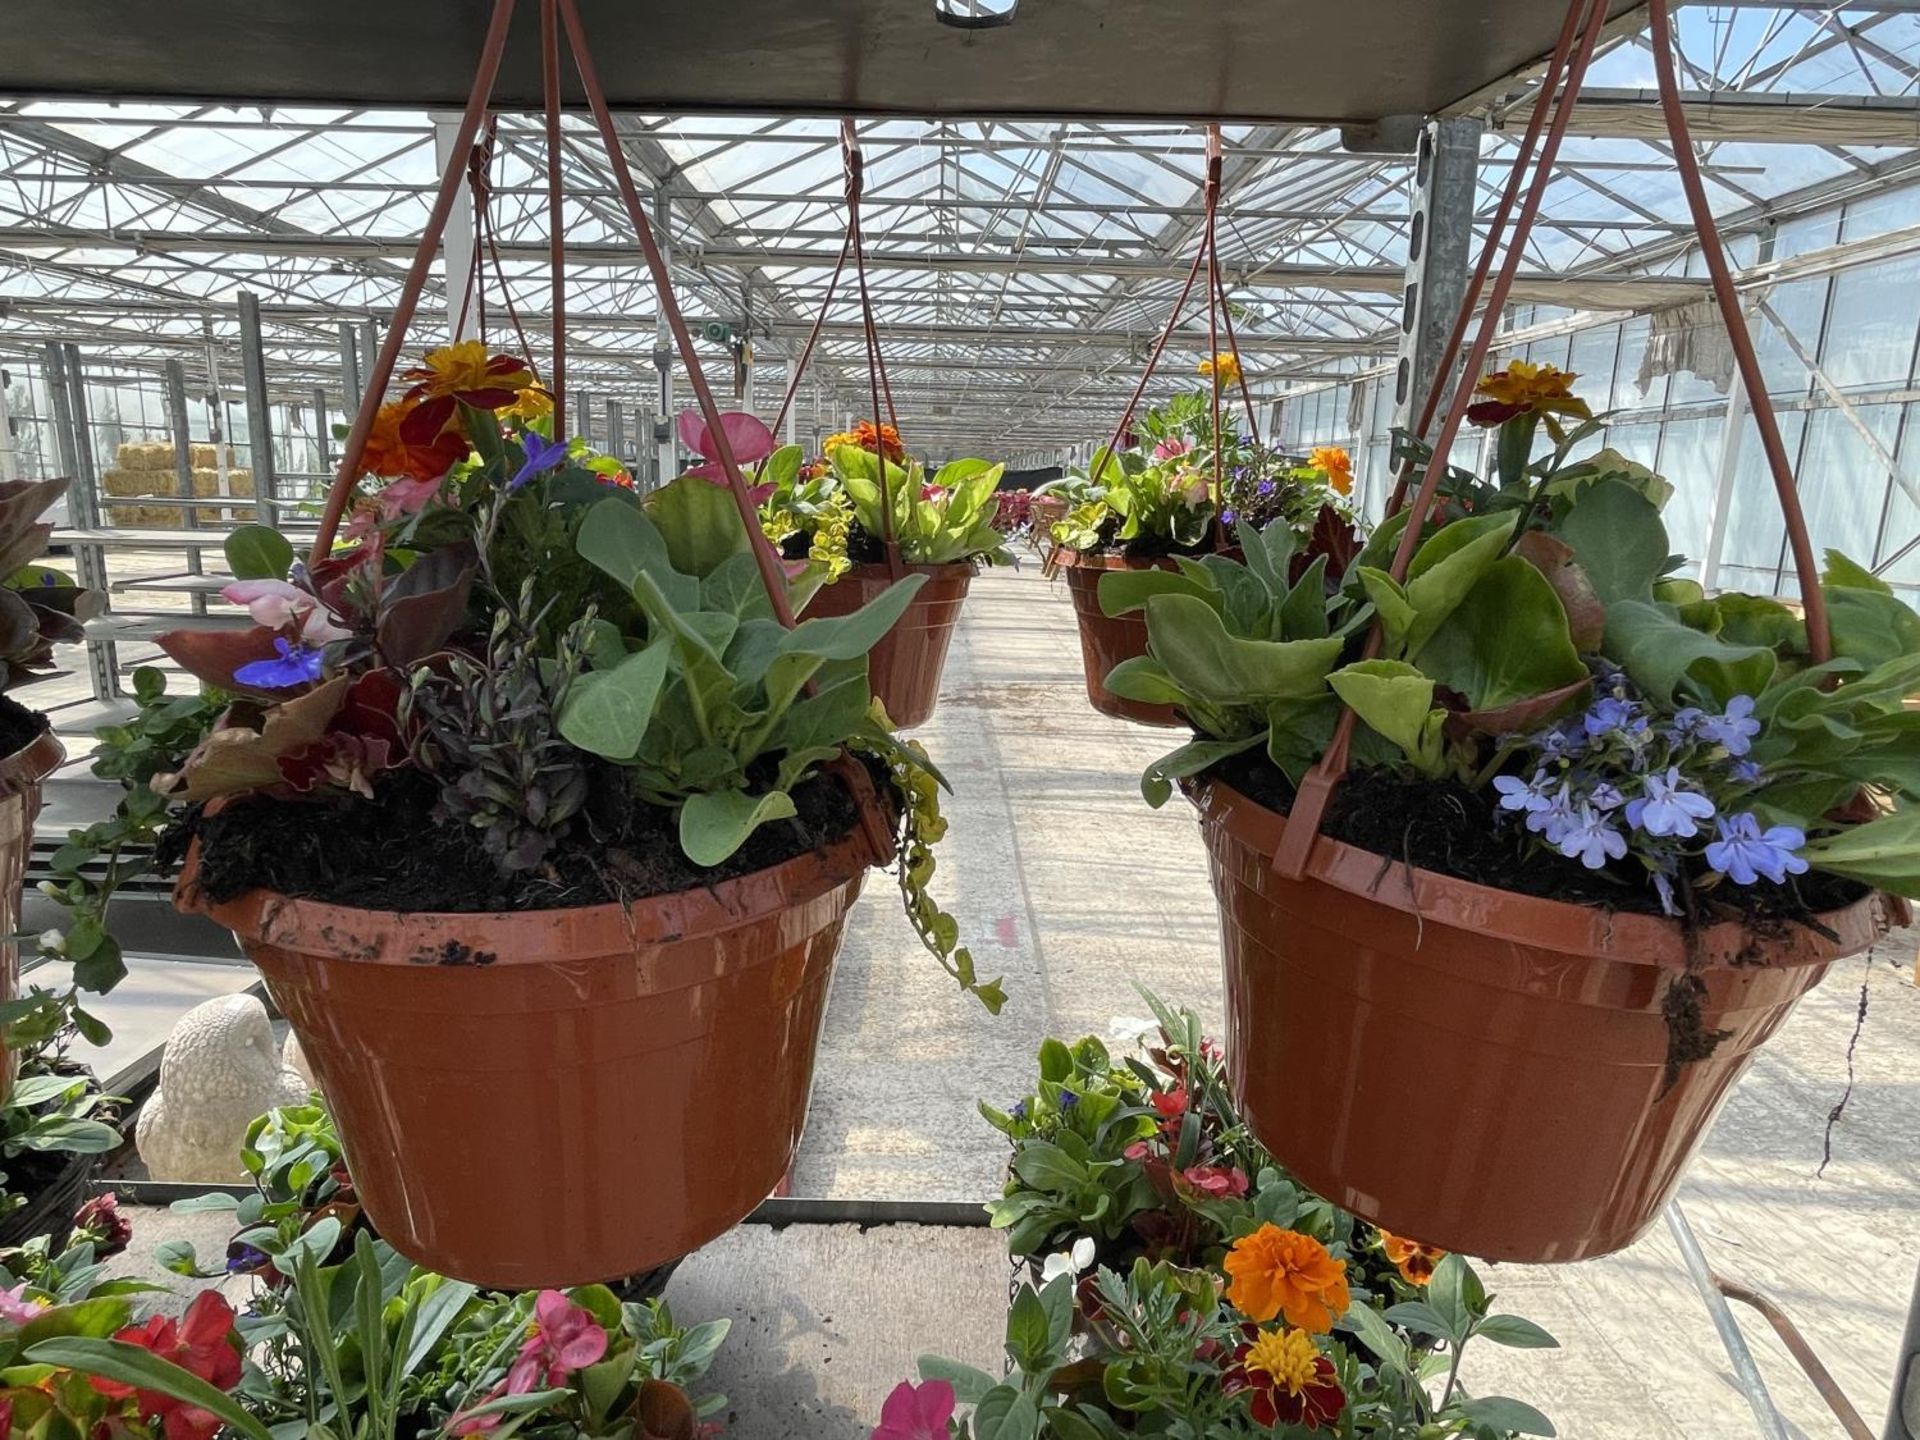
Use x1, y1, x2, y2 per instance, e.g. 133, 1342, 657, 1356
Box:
1223, 1225, 1351, 1332
1198, 352, 1242, 388
406, 340, 534, 403
1308, 445, 1353, 496
1244, 1327, 1323, 1394
497, 386, 555, 424
1469, 359, 1592, 426
1379, 1230, 1446, 1286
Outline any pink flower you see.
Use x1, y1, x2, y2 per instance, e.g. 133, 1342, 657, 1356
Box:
920, 484, 948, 504
447, 1291, 608, 1435
378, 473, 445, 517
220, 579, 350, 645
1151, 437, 1192, 462
678, 408, 777, 499
1180, 1164, 1249, 1199
871, 1380, 954, 1440
0, 1282, 45, 1325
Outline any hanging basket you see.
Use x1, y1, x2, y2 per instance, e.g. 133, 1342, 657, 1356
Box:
178, 812, 879, 1289
1191, 777, 1894, 1262
0, 727, 65, 1100
805, 561, 972, 730
1052, 550, 1184, 728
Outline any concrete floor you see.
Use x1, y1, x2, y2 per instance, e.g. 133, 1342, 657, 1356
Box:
47, 553, 1920, 1439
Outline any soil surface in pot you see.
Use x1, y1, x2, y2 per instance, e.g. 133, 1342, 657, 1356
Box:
0, 695, 48, 759
1206, 749, 1866, 928
171, 758, 881, 913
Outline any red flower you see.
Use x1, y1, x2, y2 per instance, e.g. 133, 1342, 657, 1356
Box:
1223, 1326, 1346, 1432
1152, 1085, 1188, 1125
398, 343, 536, 453
91, 1291, 243, 1440
72, 1192, 132, 1258
360, 397, 470, 485
278, 669, 409, 799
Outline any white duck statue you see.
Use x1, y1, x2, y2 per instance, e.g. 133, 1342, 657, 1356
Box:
136, 993, 314, 1181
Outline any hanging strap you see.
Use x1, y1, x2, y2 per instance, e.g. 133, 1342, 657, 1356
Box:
540, 0, 568, 436
841, 120, 907, 581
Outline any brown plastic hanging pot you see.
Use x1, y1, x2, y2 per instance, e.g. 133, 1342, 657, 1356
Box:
804, 561, 971, 729
1050, 548, 1185, 728
176, 817, 879, 1289
0, 728, 64, 1098
1189, 775, 1897, 1263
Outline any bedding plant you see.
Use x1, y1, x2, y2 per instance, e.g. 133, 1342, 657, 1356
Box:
149, 345, 999, 1011
880, 997, 1560, 1438
1106, 359, 1920, 922
0, 1102, 730, 1440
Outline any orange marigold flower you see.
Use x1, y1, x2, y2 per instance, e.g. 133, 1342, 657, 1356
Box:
1308, 445, 1353, 496
823, 419, 905, 463
1198, 352, 1242, 388
1379, 1230, 1447, 1286
360, 397, 469, 484
1468, 359, 1592, 428
1223, 1225, 1351, 1332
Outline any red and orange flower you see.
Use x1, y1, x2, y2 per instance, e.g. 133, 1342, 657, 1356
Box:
822, 419, 906, 464
1223, 1326, 1347, 1431
1379, 1229, 1447, 1286
1467, 360, 1592, 429
89, 1291, 243, 1440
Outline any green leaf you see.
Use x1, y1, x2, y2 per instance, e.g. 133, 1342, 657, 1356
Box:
1095, 567, 1218, 619
558, 640, 671, 760
678, 789, 799, 867
1037, 1038, 1073, 1082
1824, 549, 1890, 593
1458, 1395, 1557, 1436
1327, 660, 1447, 777
224, 525, 294, 581
25, 1338, 276, 1440
577, 497, 698, 610
1337, 1300, 1408, 1372
974, 1386, 1041, 1440
1605, 598, 1778, 706
1802, 809, 1920, 896
700, 550, 777, 622
1143, 594, 1342, 707
1825, 571, 1920, 669
1553, 476, 1670, 606
1417, 555, 1587, 709
12, 1118, 121, 1154
1278, 553, 1332, 641
1005, 1284, 1051, 1371
1101, 656, 1188, 707
1139, 733, 1264, 808
648, 474, 752, 579
1713, 593, 1805, 653
1009, 1140, 1086, 1192
781, 573, 928, 661
1475, 1313, 1561, 1349
1426, 1253, 1472, 1342
917, 1355, 997, 1404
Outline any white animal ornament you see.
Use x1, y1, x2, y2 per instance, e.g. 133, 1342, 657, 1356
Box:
135, 993, 313, 1182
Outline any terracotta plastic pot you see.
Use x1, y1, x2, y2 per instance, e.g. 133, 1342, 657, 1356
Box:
1189, 776, 1896, 1263
805, 561, 971, 729
0, 728, 65, 1097
178, 821, 878, 1289
1051, 548, 1183, 728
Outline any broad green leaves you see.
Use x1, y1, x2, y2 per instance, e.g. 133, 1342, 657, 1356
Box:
557, 641, 670, 760
1328, 660, 1447, 778
1605, 598, 1777, 706
225, 524, 293, 581
1417, 555, 1588, 713
648, 475, 750, 579
1144, 595, 1342, 708
1552, 476, 1670, 606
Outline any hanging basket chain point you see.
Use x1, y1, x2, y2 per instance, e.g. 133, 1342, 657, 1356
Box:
541, 0, 568, 437
840, 119, 907, 581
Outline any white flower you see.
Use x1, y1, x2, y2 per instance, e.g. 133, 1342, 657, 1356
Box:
1040, 1236, 1096, 1285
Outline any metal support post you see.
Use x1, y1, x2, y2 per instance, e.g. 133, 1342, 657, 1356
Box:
654, 187, 676, 485
237, 292, 277, 519
1391, 117, 1482, 444
46, 343, 117, 701
339, 322, 362, 404
1700, 361, 1751, 592
164, 359, 207, 616
1666, 1204, 1789, 1440
0, 364, 15, 483
431, 112, 478, 344
311, 385, 332, 478
606, 399, 625, 463
785, 367, 799, 446
360, 320, 381, 396
573, 390, 591, 446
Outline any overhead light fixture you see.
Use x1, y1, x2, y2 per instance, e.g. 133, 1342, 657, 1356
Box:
933, 0, 1017, 30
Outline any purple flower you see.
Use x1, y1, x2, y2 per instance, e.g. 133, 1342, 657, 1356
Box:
1555, 803, 1628, 870
1493, 768, 1556, 815
234, 637, 325, 689
1525, 784, 1579, 845
1697, 695, 1761, 757
1059, 1089, 1080, 1110
1540, 723, 1586, 760
1220, 509, 1238, 527
1589, 782, 1626, 811
1728, 758, 1764, 784
1011, 1101, 1027, 1121
1652, 868, 1680, 917
1706, 812, 1808, 886
1625, 766, 1716, 839
508, 431, 571, 490
1583, 695, 1646, 739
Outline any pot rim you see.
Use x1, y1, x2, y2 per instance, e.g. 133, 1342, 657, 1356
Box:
0, 724, 64, 789
830, 558, 978, 584
1189, 774, 1897, 969
179, 807, 881, 965
1047, 546, 1189, 573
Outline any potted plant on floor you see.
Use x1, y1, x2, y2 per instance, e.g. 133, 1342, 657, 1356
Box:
149, 346, 1001, 1288
1043, 361, 1352, 727
884, 999, 1560, 1439
1103, 363, 1918, 1261
754, 417, 1013, 728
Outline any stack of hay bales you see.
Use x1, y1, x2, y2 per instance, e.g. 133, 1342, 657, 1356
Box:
101, 440, 254, 527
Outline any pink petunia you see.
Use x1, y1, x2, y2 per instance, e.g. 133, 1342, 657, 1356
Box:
678, 407, 778, 499
219, 579, 351, 645
871, 1379, 955, 1440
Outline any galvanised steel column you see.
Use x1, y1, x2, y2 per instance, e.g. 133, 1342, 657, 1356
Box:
654, 187, 676, 485
431, 112, 478, 343
1390, 117, 1482, 494
339, 322, 362, 404
164, 359, 207, 616
606, 399, 625, 465
47, 343, 117, 701
237, 292, 278, 521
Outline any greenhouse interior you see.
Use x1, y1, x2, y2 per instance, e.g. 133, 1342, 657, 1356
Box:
0, 1, 1916, 1436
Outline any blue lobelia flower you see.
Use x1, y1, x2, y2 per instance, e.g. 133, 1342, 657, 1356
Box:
1727, 757, 1764, 784
1697, 695, 1761, 757
1555, 802, 1628, 870
1705, 812, 1808, 885
1651, 868, 1680, 917
1492, 768, 1556, 815
508, 431, 571, 490
234, 638, 325, 690
1624, 766, 1716, 839
1010, 1100, 1027, 1121
1583, 695, 1647, 739
1588, 782, 1626, 812
1525, 783, 1580, 845
1058, 1089, 1080, 1110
